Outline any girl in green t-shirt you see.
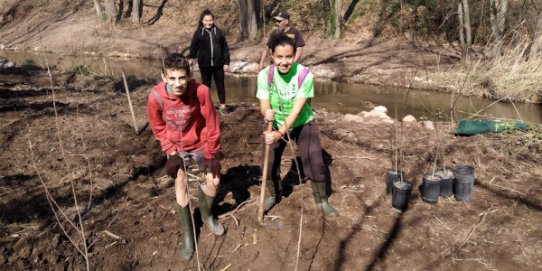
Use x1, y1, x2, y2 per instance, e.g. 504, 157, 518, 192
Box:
256, 34, 338, 217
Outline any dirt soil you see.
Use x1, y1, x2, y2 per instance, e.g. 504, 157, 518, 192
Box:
1, 65, 542, 271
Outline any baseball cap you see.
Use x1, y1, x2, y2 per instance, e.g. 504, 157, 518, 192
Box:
274, 11, 290, 21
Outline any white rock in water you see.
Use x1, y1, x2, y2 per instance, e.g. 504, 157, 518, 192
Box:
345, 114, 364, 123
372, 105, 388, 113
229, 61, 259, 73
0, 57, 15, 68
424, 121, 435, 130
402, 115, 417, 122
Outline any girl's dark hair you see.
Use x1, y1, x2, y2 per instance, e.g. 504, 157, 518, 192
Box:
270, 34, 297, 54
164, 53, 190, 74
198, 9, 215, 28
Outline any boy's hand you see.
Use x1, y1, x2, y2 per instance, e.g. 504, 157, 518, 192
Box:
189, 59, 195, 65
264, 109, 275, 122
202, 158, 221, 178
223, 65, 229, 72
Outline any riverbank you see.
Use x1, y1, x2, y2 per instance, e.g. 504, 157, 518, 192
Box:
1, 0, 540, 104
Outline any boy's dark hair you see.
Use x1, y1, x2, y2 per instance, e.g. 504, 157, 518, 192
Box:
164, 53, 190, 74
270, 34, 297, 54
198, 9, 215, 28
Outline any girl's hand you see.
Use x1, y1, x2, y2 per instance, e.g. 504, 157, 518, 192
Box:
264, 109, 275, 122
263, 130, 282, 145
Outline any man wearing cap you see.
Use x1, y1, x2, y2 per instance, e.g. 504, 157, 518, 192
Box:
258, 11, 305, 71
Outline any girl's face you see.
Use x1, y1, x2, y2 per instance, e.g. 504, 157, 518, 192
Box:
272, 44, 295, 74
202, 15, 214, 29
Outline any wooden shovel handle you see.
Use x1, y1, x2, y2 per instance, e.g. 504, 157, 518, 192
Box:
258, 122, 274, 223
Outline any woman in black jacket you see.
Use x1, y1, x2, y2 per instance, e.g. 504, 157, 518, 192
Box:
189, 9, 230, 115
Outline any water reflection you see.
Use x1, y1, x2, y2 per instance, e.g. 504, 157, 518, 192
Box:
3, 51, 541, 124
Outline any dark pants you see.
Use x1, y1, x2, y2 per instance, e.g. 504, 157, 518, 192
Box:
200, 66, 226, 105
261, 121, 326, 183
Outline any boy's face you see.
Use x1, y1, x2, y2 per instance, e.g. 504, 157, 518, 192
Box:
272, 45, 295, 74
162, 68, 190, 97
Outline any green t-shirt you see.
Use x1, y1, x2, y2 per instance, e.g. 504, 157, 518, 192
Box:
256, 63, 314, 129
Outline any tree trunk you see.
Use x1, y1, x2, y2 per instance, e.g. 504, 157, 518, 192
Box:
104, 0, 118, 27
461, 0, 472, 47
529, 9, 542, 59
458, 1, 467, 61
490, 0, 507, 57
132, 0, 141, 24
93, 0, 102, 17
247, 0, 257, 38
334, 0, 342, 39
238, 0, 259, 40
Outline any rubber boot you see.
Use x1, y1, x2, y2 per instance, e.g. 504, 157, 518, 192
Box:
198, 185, 225, 236
264, 179, 281, 211
178, 205, 195, 260
311, 182, 339, 217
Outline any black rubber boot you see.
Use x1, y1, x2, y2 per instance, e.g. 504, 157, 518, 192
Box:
178, 205, 195, 260
311, 182, 338, 217
198, 185, 225, 236
264, 179, 281, 211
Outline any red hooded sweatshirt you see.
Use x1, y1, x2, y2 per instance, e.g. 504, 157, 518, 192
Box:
147, 80, 220, 159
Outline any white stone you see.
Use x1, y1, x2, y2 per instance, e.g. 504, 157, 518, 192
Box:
423, 121, 435, 130
344, 114, 364, 123
402, 115, 417, 122
372, 105, 388, 114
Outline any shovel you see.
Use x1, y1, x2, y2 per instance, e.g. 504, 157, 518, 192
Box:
258, 122, 273, 224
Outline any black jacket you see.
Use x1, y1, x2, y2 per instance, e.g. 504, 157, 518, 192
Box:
189, 26, 230, 67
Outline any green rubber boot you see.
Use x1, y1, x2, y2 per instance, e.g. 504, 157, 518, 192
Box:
198, 185, 225, 236
311, 182, 339, 217
264, 179, 281, 211
178, 205, 195, 261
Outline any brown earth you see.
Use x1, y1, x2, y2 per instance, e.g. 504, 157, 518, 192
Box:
1, 64, 541, 270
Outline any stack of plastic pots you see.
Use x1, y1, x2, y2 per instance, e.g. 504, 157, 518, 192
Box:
386, 169, 404, 194
421, 173, 441, 204
392, 178, 412, 210
436, 169, 454, 198
453, 165, 475, 202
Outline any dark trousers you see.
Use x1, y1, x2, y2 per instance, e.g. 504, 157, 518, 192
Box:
261, 121, 326, 183
200, 66, 226, 105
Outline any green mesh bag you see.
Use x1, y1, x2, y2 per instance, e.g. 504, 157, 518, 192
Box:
455, 119, 528, 135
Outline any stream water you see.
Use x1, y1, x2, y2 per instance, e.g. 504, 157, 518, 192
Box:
3, 51, 542, 124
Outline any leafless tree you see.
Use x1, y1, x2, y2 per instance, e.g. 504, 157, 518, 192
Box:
490, 0, 508, 56
238, 0, 259, 39
528, 8, 542, 59
457, 0, 472, 61
104, 0, 118, 27
132, 0, 141, 24
93, 0, 102, 17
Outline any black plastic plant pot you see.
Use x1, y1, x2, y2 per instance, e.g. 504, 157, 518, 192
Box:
453, 165, 474, 202
421, 174, 441, 204
386, 169, 404, 194
436, 169, 455, 198
392, 180, 413, 210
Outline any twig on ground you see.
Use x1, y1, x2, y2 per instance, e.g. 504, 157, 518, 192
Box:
219, 198, 256, 219
433, 215, 452, 231
294, 207, 304, 271
455, 207, 493, 252
333, 156, 375, 160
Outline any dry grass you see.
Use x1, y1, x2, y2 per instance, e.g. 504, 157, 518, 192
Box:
430, 45, 542, 103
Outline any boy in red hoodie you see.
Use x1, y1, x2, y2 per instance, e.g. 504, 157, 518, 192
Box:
147, 53, 223, 261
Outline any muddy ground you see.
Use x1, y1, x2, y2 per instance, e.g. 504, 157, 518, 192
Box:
0, 66, 541, 271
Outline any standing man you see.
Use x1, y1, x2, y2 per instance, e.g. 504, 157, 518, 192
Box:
147, 53, 224, 261
258, 11, 305, 71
